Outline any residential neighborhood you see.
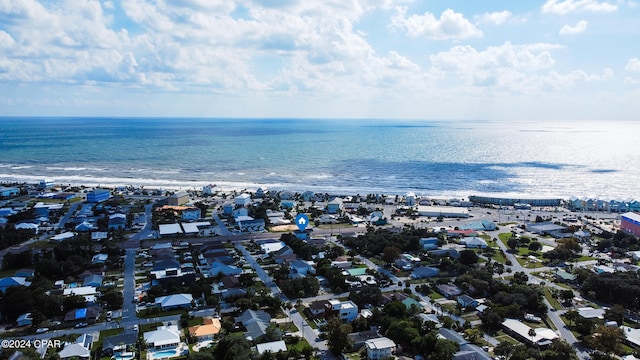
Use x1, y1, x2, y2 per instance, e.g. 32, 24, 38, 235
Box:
2, 182, 640, 360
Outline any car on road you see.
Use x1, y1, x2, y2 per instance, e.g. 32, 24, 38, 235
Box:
75, 322, 88, 328
35, 328, 49, 334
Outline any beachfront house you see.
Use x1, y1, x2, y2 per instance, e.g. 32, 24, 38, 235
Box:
86, 189, 110, 203
168, 192, 189, 206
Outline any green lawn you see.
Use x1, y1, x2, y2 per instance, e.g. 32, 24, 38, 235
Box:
492, 250, 508, 264
543, 287, 562, 310
296, 306, 319, 330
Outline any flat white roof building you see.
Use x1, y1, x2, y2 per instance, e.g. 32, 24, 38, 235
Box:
502, 318, 558, 346
417, 206, 469, 218
159, 223, 184, 236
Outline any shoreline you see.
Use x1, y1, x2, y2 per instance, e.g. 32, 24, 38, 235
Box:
0, 175, 616, 203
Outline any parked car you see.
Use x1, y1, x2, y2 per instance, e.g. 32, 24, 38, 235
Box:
75, 322, 88, 328
35, 328, 49, 334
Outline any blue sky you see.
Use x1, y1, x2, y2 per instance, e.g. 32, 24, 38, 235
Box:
0, 0, 639, 120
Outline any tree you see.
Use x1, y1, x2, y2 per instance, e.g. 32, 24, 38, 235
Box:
100, 287, 124, 310
512, 271, 529, 285
463, 328, 483, 344
564, 310, 579, 326
386, 320, 421, 348
528, 241, 542, 252
494, 342, 515, 360
574, 316, 595, 336
382, 246, 401, 264
507, 238, 519, 251
559, 290, 574, 304
325, 317, 352, 356
588, 325, 623, 356
542, 339, 579, 360
459, 250, 479, 266
212, 334, 252, 360
431, 339, 459, 360
605, 304, 625, 326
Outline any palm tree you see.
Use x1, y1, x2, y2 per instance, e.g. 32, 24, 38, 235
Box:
528, 328, 536, 346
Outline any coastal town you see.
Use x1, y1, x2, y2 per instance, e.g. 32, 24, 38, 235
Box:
1, 181, 640, 360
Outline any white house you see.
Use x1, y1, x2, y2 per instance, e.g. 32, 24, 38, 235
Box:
502, 319, 558, 347
155, 293, 193, 311
256, 340, 287, 355
144, 325, 181, 350
328, 299, 358, 322
405, 192, 416, 206
365, 337, 396, 360
57, 334, 93, 359
50, 231, 75, 242
460, 237, 488, 248
235, 193, 251, 207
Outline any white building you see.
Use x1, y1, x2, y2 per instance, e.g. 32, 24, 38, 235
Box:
235, 193, 251, 207
460, 237, 488, 248
502, 319, 558, 347
417, 206, 469, 218
365, 337, 396, 360
405, 192, 416, 206
144, 325, 182, 350
328, 299, 358, 322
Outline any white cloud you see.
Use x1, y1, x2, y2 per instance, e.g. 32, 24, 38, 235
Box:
427, 42, 613, 94
559, 20, 588, 35
626, 58, 640, 72
390, 7, 482, 40
541, 0, 617, 14
476, 10, 512, 25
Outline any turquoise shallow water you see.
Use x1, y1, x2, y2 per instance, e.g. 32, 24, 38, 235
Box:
0, 117, 638, 198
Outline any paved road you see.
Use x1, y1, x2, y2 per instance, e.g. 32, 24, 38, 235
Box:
236, 242, 337, 359
121, 249, 138, 321
487, 226, 590, 360
56, 201, 81, 229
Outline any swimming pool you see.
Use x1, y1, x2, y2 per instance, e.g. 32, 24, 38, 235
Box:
150, 349, 178, 359
111, 352, 135, 360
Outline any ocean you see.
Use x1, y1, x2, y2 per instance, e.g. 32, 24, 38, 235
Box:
0, 117, 638, 200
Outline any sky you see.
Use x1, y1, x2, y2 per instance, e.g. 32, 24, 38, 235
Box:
0, 0, 639, 120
